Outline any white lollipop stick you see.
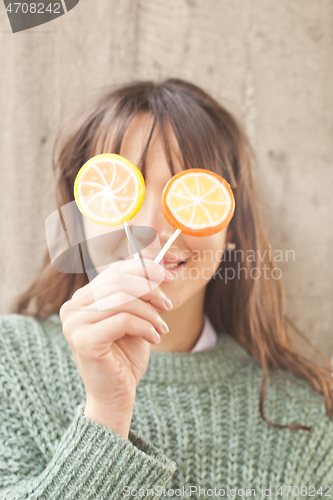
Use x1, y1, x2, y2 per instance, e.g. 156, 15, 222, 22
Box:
154, 228, 182, 264
123, 220, 140, 259
123, 220, 154, 292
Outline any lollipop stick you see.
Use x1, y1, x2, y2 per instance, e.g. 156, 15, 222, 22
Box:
123, 221, 140, 259
123, 220, 153, 292
154, 228, 182, 264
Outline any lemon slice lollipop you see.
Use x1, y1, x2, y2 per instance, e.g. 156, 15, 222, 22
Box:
74, 154, 145, 258
154, 169, 235, 263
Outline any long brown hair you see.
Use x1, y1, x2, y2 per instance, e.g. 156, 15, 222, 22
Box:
12, 78, 333, 432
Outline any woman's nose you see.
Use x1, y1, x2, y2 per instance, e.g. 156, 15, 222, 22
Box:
130, 190, 174, 243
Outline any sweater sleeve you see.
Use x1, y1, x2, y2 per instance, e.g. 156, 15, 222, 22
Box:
0, 315, 177, 499
0, 402, 177, 500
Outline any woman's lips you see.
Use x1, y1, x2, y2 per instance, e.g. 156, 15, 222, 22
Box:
163, 259, 190, 274
162, 259, 190, 270
121, 254, 190, 269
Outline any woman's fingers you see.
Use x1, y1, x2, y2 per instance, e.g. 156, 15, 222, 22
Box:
74, 272, 158, 307
63, 291, 170, 336
88, 258, 175, 287
71, 258, 175, 309
69, 311, 162, 359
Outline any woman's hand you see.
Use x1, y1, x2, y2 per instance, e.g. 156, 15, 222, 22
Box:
59, 258, 175, 438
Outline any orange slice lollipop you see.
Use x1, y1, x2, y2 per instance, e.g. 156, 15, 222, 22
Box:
74, 154, 145, 226
161, 168, 235, 236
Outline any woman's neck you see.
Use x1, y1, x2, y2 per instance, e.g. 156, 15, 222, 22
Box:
151, 288, 205, 353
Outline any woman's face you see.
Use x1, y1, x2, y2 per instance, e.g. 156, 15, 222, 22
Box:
82, 114, 229, 310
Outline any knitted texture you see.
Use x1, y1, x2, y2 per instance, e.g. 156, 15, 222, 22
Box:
0, 313, 332, 499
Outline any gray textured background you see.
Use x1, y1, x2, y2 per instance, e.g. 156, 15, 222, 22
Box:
0, 1, 332, 363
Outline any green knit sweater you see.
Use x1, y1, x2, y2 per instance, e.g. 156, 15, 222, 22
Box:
0, 313, 332, 500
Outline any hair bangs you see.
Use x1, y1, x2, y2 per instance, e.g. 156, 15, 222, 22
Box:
87, 84, 237, 187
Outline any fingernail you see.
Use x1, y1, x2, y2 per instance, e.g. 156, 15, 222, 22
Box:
160, 320, 169, 334
155, 332, 161, 343
163, 298, 173, 310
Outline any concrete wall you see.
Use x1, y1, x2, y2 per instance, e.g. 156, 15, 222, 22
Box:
0, 1, 332, 363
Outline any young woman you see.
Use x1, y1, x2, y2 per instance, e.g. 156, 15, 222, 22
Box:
1, 79, 332, 499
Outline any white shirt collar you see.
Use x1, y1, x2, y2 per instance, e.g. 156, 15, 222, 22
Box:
191, 315, 219, 353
